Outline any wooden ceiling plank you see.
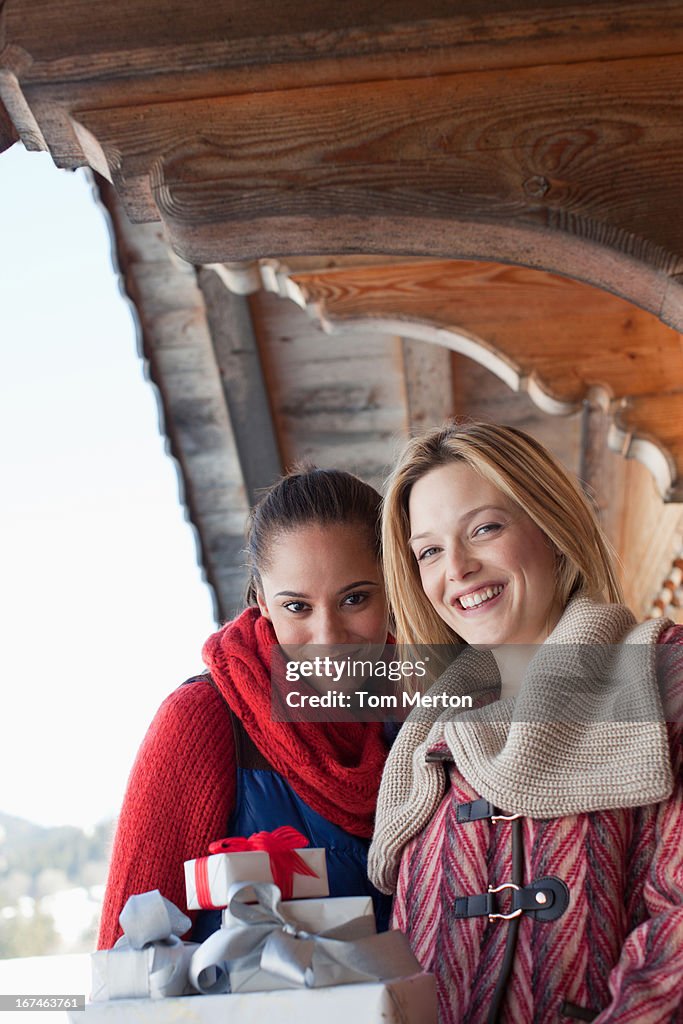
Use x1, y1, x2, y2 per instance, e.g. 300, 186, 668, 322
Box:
197, 267, 284, 506
0, 94, 18, 152
8, 1, 683, 97
96, 177, 251, 621
248, 288, 407, 487
292, 260, 683, 398
401, 339, 454, 434
288, 258, 683, 497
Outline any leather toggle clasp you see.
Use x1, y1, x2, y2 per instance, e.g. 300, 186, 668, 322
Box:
487, 883, 522, 920
455, 876, 569, 923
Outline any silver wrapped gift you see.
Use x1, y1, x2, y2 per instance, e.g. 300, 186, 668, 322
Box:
91, 890, 198, 1001
190, 881, 420, 995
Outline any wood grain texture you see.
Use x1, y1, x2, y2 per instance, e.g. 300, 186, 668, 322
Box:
9, 0, 683, 97
95, 177, 250, 621
65, 54, 683, 324
578, 400, 627, 549
249, 289, 407, 487
617, 458, 683, 619
5, 1, 683, 327
98, 55, 681, 248
401, 339, 454, 435
290, 257, 683, 497
292, 260, 683, 400
0, 93, 17, 152
198, 268, 284, 506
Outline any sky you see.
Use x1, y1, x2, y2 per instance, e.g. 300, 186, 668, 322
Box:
0, 144, 217, 830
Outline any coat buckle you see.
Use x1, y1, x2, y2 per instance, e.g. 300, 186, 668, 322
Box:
487, 882, 523, 920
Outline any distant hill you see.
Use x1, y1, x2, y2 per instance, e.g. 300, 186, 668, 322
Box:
0, 811, 114, 894
0, 812, 115, 958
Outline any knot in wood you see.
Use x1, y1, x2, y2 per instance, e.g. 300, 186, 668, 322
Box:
523, 175, 551, 199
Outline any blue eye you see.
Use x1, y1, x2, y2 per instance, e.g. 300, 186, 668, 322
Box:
343, 592, 368, 607
417, 546, 440, 561
473, 523, 501, 538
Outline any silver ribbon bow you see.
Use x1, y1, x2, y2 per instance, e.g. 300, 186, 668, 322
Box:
93, 890, 197, 1000
189, 881, 420, 994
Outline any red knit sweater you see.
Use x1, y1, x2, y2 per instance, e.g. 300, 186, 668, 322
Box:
97, 677, 235, 949
97, 608, 389, 949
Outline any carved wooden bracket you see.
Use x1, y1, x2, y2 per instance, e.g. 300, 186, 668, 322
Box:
2, 1, 683, 328
3, 0, 683, 496
259, 257, 683, 501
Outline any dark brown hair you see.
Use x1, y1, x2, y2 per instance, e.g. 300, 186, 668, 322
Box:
245, 467, 382, 604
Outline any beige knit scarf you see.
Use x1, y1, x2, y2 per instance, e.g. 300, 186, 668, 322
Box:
369, 596, 673, 894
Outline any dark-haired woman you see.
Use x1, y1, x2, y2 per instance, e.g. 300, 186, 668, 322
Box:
98, 468, 392, 948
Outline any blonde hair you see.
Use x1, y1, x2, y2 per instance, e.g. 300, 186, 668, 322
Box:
382, 421, 623, 647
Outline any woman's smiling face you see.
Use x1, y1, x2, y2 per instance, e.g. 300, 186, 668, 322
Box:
408, 461, 563, 648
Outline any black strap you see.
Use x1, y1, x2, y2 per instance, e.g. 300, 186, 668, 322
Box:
455, 875, 569, 923
200, 674, 274, 771
454, 892, 495, 919
456, 798, 497, 823
487, 816, 523, 1024
559, 1001, 599, 1022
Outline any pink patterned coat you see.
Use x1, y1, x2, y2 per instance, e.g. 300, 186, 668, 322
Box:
392, 629, 683, 1024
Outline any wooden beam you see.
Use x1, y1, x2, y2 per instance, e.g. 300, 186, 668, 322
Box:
0, 94, 18, 153
287, 258, 683, 498
4, 2, 683, 327
197, 267, 284, 505
59, 53, 683, 330
8, 1, 683, 103
401, 339, 454, 434
578, 397, 626, 546
95, 177, 251, 621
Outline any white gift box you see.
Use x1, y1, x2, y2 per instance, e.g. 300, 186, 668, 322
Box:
91, 940, 197, 1001
185, 847, 329, 909
70, 972, 437, 1023
222, 895, 376, 993
222, 893, 374, 933
91, 890, 197, 1001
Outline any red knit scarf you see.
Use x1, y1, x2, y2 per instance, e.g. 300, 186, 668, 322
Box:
202, 607, 389, 838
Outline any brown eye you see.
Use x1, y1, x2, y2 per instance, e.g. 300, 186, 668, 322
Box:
283, 601, 309, 613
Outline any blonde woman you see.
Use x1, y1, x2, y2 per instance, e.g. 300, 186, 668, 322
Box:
369, 421, 683, 1024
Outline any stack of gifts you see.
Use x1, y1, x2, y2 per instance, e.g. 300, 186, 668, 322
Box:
73, 826, 436, 1023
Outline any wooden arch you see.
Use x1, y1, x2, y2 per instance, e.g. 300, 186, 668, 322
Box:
2, 0, 683, 614
2, 0, 683, 322
258, 257, 683, 501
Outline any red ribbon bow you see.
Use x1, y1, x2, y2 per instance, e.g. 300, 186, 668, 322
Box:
197, 826, 319, 905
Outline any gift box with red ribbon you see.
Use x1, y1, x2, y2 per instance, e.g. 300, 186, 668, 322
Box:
184, 826, 329, 910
